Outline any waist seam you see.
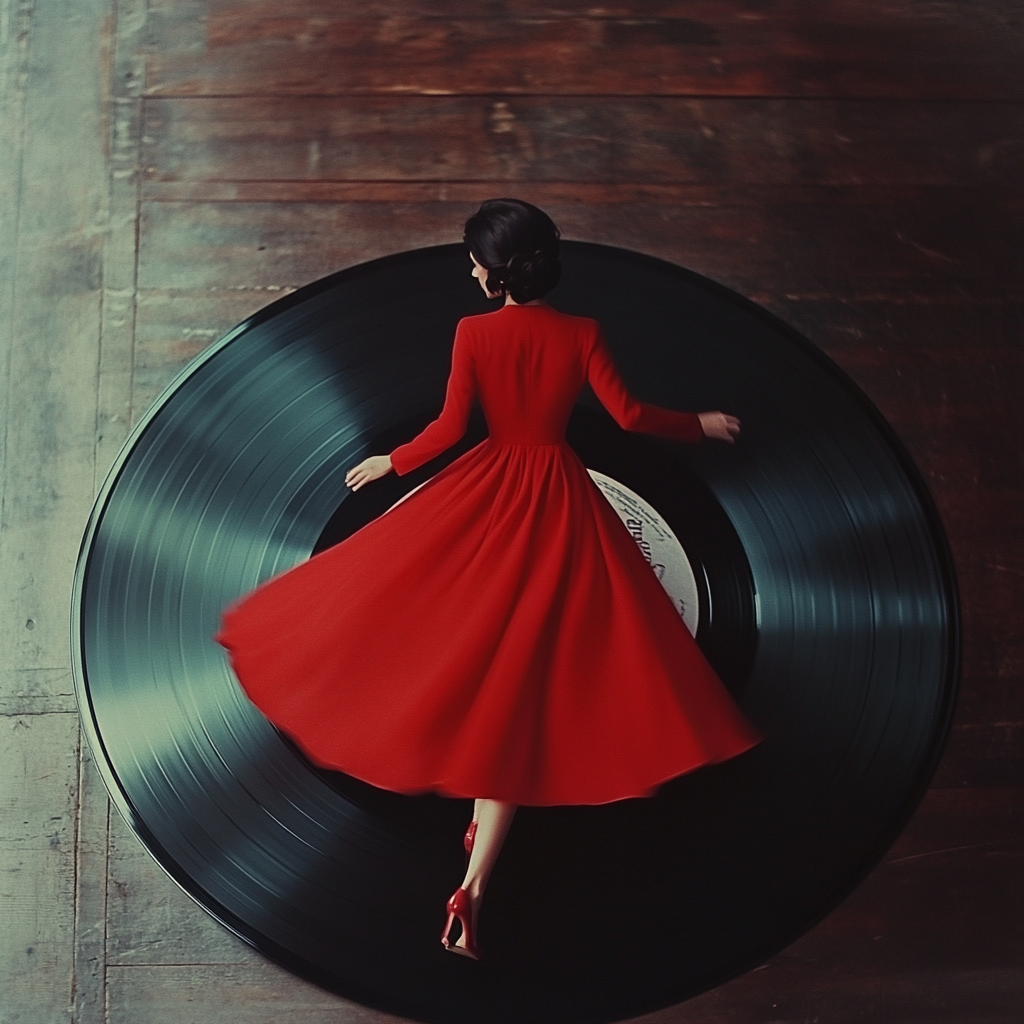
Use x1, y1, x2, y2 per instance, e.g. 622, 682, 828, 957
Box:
484, 440, 568, 447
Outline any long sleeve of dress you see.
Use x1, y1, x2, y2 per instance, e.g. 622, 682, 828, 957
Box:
585, 326, 703, 443
389, 321, 477, 476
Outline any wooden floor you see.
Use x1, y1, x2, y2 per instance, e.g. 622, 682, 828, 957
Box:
1, 1, 1020, 1021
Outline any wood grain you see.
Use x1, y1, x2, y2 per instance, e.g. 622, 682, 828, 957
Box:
208, 0, 1024, 18
131, 289, 284, 419
73, 745, 111, 1024
106, 809, 257, 967
136, 1, 1024, 99
0, 714, 81, 1024
139, 96, 1024, 187
134, 194, 1023, 296
95, 0, 146, 474
106, 962, 390, 1024
0, 3, 116, 1021
0, 0, 108, 695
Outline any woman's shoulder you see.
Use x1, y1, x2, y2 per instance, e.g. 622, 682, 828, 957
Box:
539, 307, 602, 346
459, 305, 601, 333
544, 306, 599, 325
455, 310, 496, 330
542, 306, 601, 335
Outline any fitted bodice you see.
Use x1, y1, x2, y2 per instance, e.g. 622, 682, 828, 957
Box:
388, 304, 703, 476
473, 306, 588, 445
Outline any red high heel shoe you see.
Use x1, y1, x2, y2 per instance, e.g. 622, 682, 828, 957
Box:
463, 821, 478, 864
440, 887, 480, 960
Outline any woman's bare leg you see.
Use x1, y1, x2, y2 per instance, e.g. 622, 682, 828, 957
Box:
454, 799, 516, 951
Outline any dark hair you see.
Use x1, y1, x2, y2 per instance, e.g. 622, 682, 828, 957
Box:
463, 199, 562, 304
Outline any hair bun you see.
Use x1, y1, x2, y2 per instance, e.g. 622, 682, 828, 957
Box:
499, 244, 561, 304
463, 199, 563, 303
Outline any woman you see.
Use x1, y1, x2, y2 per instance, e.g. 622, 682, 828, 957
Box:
216, 199, 760, 960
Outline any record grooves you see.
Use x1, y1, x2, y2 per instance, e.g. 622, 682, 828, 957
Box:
72, 242, 959, 1024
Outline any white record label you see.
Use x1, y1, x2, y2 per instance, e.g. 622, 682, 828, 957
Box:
587, 470, 699, 636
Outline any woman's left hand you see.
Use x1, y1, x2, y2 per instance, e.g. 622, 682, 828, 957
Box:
345, 455, 394, 491
697, 412, 741, 443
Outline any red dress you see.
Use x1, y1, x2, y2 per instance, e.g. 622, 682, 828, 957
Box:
216, 304, 761, 806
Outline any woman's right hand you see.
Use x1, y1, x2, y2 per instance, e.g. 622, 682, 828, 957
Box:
345, 455, 394, 491
697, 412, 741, 443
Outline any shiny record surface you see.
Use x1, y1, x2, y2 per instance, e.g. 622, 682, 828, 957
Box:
72, 243, 959, 1024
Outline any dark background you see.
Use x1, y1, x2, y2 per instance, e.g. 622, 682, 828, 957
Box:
0, 2, 1019, 1022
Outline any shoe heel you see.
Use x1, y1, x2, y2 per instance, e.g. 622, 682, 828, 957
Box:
441, 887, 480, 960
440, 908, 458, 949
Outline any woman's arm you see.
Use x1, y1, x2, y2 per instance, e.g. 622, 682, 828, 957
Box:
392, 321, 478, 474
585, 326, 709, 442
346, 322, 477, 490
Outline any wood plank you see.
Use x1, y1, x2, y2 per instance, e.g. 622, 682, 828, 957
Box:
0, 0, 109, 701
138, 180, 1024, 209
73, 739, 111, 1024
935, 722, 1023, 789
0, 673, 78, 716
0, 0, 28, 533
106, 808, 257, 966
0, 713, 82, 1024
95, 0, 147, 475
209, 0, 1024, 19
0, 1, 113, 1020
883, 786, 1020, 858
0, 0, 30, 709
135, 193, 1023, 297
951, 569, 1022, 698
138, 1, 1024, 99
107, 962, 388, 1024
132, 289, 285, 420
73, 28, 142, 1016
140, 96, 1024, 188
137, 179, 1024, 257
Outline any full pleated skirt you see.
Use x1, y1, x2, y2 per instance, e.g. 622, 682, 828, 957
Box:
215, 439, 761, 805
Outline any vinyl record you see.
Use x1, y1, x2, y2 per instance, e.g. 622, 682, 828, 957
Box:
72, 242, 959, 1024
